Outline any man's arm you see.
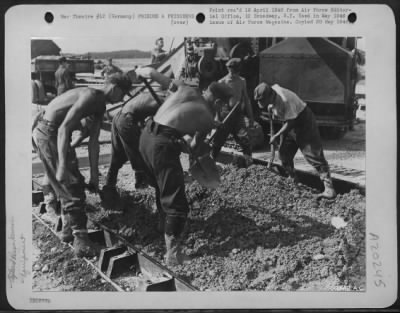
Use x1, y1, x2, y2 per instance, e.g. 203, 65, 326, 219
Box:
270, 119, 296, 144
150, 50, 156, 64
182, 131, 209, 157
64, 69, 74, 90
70, 129, 89, 149
87, 117, 101, 192
243, 80, 254, 127
56, 93, 91, 182
135, 67, 171, 90
32, 110, 43, 132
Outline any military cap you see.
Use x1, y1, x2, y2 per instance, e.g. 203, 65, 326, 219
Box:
254, 82, 272, 101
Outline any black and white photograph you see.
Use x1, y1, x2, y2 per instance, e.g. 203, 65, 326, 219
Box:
5, 4, 397, 310
30, 35, 367, 293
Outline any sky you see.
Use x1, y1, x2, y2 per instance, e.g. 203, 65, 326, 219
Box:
53, 36, 183, 54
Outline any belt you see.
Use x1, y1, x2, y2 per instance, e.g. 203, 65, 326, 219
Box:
38, 117, 58, 128
146, 118, 182, 141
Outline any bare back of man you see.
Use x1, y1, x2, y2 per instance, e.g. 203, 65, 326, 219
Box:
43, 87, 106, 126
154, 85, 215, 136
121, 91, 162, 120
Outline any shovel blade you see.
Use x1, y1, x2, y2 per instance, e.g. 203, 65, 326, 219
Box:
189, 155, 221, 189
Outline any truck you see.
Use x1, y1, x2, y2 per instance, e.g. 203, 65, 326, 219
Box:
178, 37, 361, 139
31, 55, 95, 95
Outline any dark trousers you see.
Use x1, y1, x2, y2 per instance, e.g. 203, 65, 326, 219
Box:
105, 110, 147, 187
211, 109, 252, 158
279, 106, 330, 174
139, 119, 188, 236
33, 120, 87, 230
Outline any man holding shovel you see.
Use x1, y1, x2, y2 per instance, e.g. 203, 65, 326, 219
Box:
33, 73, 132, 257
211, 58, 254, 167
254, 82, 336, 199
101, 79, 167, 209
135, 66, 233, 266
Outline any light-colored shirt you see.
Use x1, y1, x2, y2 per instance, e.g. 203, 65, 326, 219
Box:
271, 84, 306, 121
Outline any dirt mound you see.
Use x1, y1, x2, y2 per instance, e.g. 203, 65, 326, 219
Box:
84, 163, 365, 291
32, 217, 115, 291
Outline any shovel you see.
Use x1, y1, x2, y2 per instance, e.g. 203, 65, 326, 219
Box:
264, 107, 283, 174
188, 102, 241, 188
188, 150, 221, 189
268, 107, 276, 169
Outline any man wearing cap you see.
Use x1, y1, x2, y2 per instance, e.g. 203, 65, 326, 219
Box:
33, 73, 132, 257
254, 82, 336, 199
151, 37, 168, 64
101, 88, 167, 209
211, 58, 254, 167
135, 66, 233, 266
55, 56, 73, 96
101, 58, 123, 78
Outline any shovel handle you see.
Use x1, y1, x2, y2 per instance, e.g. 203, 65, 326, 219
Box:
141, 77, 163, 107
268, 107, 275, 168
208, 101, 241, 143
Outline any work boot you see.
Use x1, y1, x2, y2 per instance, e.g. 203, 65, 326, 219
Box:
56, 214, 73, 243
317, 172, 337, 199
243, 154, 253, 167
134, 171, 148, 190
72, 231, 99, 258
43, 189, 61, 216
156, 211, 166, 234
232, 155, 245, 168
100, 185, 122, 210
287, 173, 299, 185
283, 164, 299, 184
164, 234, 191, 267
45, 199, 61, 216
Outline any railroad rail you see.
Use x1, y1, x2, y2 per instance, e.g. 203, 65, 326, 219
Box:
32, 196, 197, 292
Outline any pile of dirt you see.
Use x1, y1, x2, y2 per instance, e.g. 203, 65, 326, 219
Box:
84, 163, 365, 291
32, 216, 114, 292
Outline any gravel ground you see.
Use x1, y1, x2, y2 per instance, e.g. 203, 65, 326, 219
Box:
81, 161, 365, 292
32, 215, 115, 292
31, 110, 366, 292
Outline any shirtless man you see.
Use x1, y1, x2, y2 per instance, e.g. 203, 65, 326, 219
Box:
33, 114, 97, 216
101, 58, 123, 78
55, 56, 73, 96
101, 89, 167, 209
212, 58, 254, 166
32, 73, 132, 257
150, 37, 168, 64
135, 67, 233, 266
